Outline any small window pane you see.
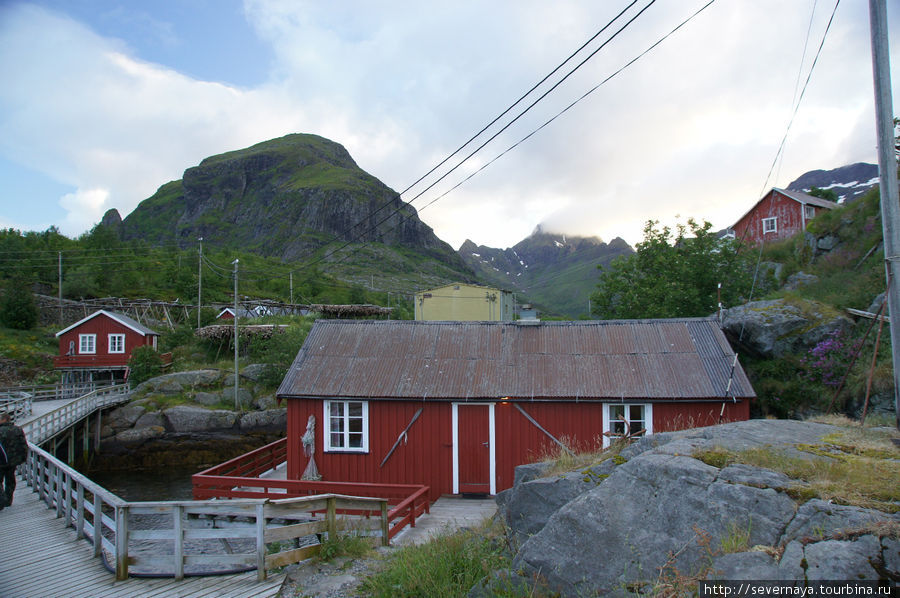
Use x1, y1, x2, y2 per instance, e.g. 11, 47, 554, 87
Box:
348, 434, 363, 448
610, 405, 624, 419
613, 421, 625, 435
349, 403, 362, 417
330, 403, 343, 417
330, 432, 343, 447
629, 405, 643, 421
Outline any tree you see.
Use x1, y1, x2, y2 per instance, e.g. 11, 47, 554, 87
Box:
807, 187, 838, 202
591, 219, 753, 319
127, 346, 164, 386
0, 283, 39, 330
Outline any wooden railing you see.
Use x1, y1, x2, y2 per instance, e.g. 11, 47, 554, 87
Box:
0, 391, 33, 421
1, 381, 117, 402
193, 438, 431, 540
21, 384, 130, 445
22, 443, 389, 581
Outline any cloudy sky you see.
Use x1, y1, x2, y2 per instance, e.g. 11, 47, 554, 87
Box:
0, 0, 897, 250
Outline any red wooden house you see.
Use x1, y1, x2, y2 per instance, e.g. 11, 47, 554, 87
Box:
54, 310, 169, 385
276, 319, 754, 500
730, 188, 836, 246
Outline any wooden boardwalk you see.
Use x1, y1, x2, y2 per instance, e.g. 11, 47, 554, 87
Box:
393, 497, 497, 546
0, 482, 286, 598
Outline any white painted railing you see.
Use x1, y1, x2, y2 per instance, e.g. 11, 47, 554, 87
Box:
22, 443, 389, 581
1, 381, 117, 402
20, 384, 130, 445
0, 391, 33, 421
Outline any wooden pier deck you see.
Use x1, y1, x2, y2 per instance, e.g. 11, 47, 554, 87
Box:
0, 482, 286, 598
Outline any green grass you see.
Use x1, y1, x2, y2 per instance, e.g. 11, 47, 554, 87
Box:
693, 424, 900, 513
0, 325, 59, 384
360, 523, 524, 598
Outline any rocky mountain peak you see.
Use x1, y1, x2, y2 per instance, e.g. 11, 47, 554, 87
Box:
787, 162, 878, 203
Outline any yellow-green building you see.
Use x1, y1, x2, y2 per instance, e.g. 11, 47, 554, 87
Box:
414, 283, 515, 321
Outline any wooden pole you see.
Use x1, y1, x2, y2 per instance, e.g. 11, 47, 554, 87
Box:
868, 0, 900, 429
233, 259, 239, 410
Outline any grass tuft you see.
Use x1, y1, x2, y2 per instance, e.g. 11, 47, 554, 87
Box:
360, 522, 530, 598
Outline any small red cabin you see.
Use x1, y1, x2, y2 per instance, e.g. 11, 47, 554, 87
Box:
54, 310, 168, 385
276, 319, 754, 501
730, 188, 836, 246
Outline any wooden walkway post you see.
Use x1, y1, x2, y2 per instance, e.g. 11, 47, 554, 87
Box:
115, 505, 129, 580
256, 503, 267, 582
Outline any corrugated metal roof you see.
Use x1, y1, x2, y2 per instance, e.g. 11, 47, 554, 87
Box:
277, 319, 756, 402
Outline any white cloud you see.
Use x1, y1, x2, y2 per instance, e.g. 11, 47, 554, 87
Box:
0, 0, 895, 249
59, 187, 110, 233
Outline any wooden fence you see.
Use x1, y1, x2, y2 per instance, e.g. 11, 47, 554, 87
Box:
22, 443, 389, 581
20, 384, 130, 445
192, 438, 431, 540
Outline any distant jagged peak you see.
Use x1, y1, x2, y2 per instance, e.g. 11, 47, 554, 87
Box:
526, 223, 604, 247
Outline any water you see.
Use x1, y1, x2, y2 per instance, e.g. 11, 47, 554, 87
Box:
87, 466, 198, 501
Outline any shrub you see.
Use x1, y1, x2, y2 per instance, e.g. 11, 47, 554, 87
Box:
0, 285, 38, 330
128, 345, 164, 385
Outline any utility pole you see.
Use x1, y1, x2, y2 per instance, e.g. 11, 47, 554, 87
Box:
868, 0, 900, 429
197, 238, 203, 329
290, 271, 293, 305
232, 258, 240, 410
58, 251, 63, 325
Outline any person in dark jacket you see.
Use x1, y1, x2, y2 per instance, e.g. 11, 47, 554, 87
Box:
0, 412, 28, 509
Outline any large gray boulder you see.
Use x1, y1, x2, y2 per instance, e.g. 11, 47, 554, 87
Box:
133, 369, 223, 394
781, 499, 900, 544
512, 453, 798, 596
721, 298, 852, 358
501, 460, 617, 546
162, 405, 237, 432
105, 404, 147, 431
239, 408, 287, 431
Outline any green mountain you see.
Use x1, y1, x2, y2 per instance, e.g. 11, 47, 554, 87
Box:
119, 134, 474, 290
459, 225, 633, 318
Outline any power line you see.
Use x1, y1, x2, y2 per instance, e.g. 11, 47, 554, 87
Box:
274, 1, 655, 272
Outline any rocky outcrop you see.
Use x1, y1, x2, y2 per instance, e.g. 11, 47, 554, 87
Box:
496, 420, 900, 596
721, 298, 852, 358
103, 366, 287, 446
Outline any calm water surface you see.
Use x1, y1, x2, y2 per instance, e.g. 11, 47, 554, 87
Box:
87, 467, 198, 501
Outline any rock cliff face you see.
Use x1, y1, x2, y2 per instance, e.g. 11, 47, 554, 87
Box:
459, 225, 633, 317
495, 420, 900, 596
119, 133, 470, 273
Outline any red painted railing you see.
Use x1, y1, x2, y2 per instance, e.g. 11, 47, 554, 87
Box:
192, 437, 430, 541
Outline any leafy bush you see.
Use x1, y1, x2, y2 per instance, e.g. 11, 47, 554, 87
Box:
128, 346, 164, 386
802, 330, 859, 389
0, 284, 38, 330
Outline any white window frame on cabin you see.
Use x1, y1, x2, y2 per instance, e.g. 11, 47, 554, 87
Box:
324, 400, 369, 452
804, 205, 815, 220
762, 217, 778, 234
602, 403, 652, 448
79, 334, 96, 354
108, 333, 125, 354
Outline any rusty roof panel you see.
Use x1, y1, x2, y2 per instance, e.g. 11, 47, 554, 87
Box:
277, 319, 756, 401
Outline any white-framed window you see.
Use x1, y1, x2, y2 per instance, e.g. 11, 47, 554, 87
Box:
762, 217, 777, 234
804, 205, 815, 220
324, 400, 369, 452
79, 334, 96, 354
603, 403, 652, 448
108, 333, 125, 354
